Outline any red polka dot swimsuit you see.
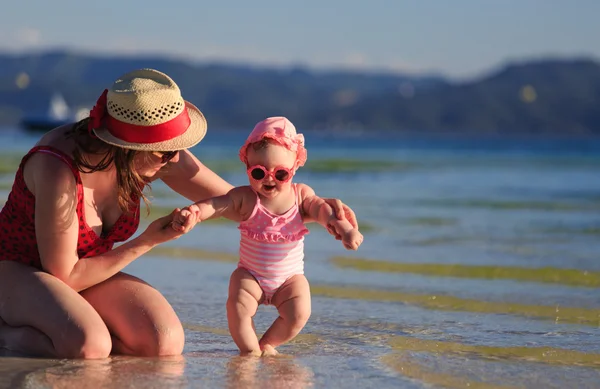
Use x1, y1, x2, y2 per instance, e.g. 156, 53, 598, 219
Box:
0, 146, 140, 270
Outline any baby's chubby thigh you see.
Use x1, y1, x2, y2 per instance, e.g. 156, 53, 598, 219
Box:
227, 267, 265, 314
270, 275, 312, 330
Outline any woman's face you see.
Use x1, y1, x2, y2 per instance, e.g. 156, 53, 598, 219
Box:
133, 150, 180, 177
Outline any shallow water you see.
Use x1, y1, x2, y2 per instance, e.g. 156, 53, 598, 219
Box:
0, 128, 599, 388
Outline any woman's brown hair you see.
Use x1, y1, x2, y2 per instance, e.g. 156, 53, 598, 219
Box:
66, 118, 151, 214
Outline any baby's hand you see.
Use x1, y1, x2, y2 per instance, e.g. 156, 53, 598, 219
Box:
171, 204, 201, 232
341, 229, 363, 250
186, 204, 201, 220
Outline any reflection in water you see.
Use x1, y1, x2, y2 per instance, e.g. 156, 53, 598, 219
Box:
225, 355, 314, 389
19, 355, 187, 389
0, 355, 61, 389
225, 356, 260, 389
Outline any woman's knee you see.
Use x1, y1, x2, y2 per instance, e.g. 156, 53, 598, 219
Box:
137, 321, 185, 357
157, 322, 185, 356
55, 324, 112, 359
81, 272, 186, 357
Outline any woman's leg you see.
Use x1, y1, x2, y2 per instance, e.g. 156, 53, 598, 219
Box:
80, 272, 185, 357
0, 261, 112, 359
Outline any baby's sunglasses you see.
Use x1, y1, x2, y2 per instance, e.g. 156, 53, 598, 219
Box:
152, 150, 179, 164
247, 165, 294, 183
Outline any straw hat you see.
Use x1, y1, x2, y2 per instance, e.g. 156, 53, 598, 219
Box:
88, 68, 207, 151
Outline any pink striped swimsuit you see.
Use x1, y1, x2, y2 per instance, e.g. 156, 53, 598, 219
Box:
238, 184, 309, 305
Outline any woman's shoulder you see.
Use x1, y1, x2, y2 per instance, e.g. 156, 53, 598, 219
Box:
23, 151, 79, 197
22, 125, 81, 193
34, 124, 77, 156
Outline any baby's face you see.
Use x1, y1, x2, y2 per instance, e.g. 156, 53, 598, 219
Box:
246, 142, 297, 199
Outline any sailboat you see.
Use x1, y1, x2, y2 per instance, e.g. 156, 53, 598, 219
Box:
21, 93, 87, 133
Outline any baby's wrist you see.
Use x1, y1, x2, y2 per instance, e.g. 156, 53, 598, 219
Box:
328, 218, 350, 229
325, 218, 339, 230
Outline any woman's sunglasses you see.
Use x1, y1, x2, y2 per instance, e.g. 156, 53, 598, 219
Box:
247, 165, 293, 183
152, 150, 179, 164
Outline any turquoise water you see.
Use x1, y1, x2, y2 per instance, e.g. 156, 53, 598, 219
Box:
0, 128, 599, 388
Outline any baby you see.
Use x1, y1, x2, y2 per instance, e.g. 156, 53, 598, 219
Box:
174, 116, 363, 356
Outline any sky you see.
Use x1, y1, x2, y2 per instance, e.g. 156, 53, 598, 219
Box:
0, 0, 598, 79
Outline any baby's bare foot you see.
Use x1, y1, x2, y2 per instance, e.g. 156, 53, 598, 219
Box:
240, 349, 262, 357
261, 344, 278, 357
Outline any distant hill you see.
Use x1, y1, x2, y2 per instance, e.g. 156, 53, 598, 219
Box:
0, 51, 598, 134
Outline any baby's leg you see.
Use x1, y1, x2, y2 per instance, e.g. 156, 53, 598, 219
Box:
259, 275, 311, 353
227, 268, 264, 356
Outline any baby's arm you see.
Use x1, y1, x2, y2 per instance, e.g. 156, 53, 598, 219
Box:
173, 186, 255, 229
298, 184, 363, 250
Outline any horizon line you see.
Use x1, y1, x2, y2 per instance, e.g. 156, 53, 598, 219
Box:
1, 47, 598, 82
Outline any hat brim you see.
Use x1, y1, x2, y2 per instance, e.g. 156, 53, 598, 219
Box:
92, 101, 207, 152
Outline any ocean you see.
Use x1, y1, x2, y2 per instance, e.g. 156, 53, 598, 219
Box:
0, 127, 599, 388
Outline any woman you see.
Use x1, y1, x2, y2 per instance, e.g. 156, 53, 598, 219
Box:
0, 69, 356, 359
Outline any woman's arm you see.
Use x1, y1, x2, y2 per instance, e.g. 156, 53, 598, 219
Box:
30, 155, 196, 292
159, 149, 234, 201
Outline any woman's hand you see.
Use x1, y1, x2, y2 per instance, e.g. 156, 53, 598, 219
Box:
321, 199, 358, 240
140, 208, 198, 245
171, 204, 201, 231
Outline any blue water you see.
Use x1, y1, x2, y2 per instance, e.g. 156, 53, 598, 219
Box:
0, 127, 599, 388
